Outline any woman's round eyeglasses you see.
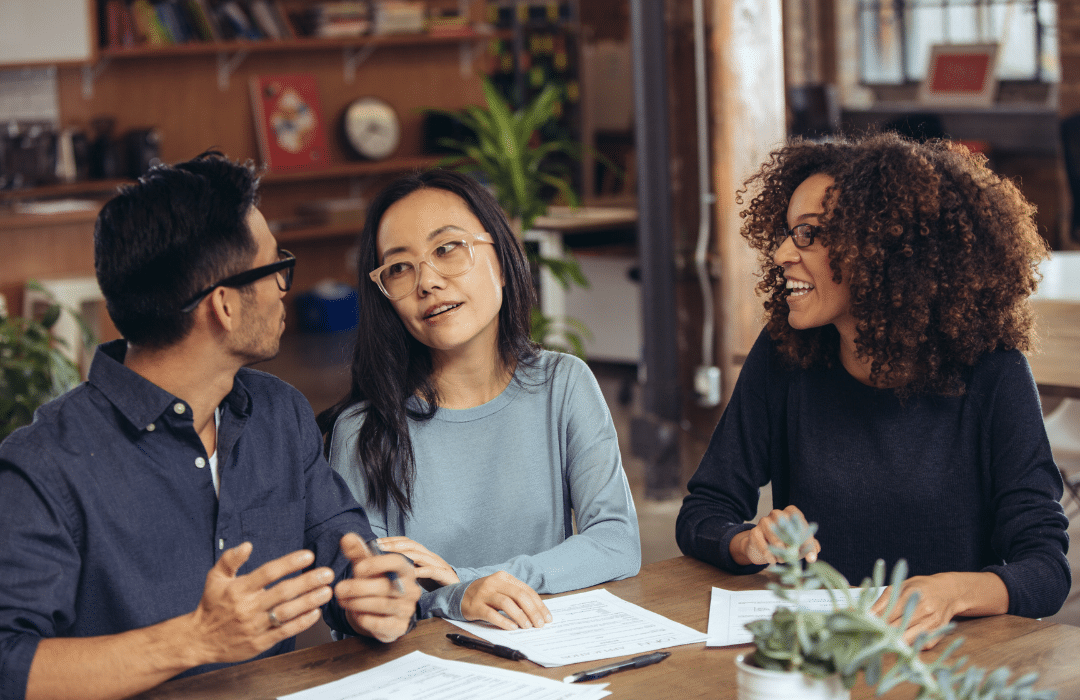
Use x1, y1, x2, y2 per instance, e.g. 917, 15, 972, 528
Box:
776, 223, 822, 249
369, 232, 494, 300
180, 249, 296, 313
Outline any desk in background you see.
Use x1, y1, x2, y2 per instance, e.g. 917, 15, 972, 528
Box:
527, 205, 640, 364
1030, 250, 1080, 398
132, 556, 1080, 700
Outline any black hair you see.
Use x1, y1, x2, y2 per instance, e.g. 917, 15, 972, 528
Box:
94, 150, 260, 347
317, 169, 539, 513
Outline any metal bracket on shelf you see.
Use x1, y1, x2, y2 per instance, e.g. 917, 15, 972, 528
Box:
343, 44, 378, 83
216, 49, 250, 91
81, 58, 111, 100
459, 41, 477, 79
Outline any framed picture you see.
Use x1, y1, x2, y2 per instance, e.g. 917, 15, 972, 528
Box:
918, 43, 999, 108
249, 73, 331, 172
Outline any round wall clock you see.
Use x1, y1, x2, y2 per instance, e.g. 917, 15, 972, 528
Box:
342, 97, 401, 160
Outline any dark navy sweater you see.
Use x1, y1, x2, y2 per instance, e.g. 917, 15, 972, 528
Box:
676, 329, 1071, 618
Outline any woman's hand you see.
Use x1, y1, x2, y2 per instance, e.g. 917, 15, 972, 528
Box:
870, 571, 1009, 650
376, 537, 459, 587
729, 505, 821, 567
460, 571, 552, 631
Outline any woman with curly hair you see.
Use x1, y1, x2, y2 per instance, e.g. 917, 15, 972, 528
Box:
676, 132, 1070, 643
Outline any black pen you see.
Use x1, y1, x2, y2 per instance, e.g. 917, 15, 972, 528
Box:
365, 538, 406, 594
567, 651, 671, 683
446, 633, 529, 661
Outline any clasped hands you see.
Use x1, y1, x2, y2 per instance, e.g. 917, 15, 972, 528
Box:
730, 505, 1003, 650
377, 536, 553, 631
187, 532, 419, 667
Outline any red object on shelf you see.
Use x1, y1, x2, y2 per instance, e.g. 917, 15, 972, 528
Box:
249, 73, 331, 172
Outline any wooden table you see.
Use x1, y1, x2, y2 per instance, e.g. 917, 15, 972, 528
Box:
1030, 250, 1080, 398
132, 556, 1080, 699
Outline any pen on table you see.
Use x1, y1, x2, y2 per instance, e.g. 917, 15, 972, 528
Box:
446, 633, 529, 661
566, 651, 671, 683
365, 538, 406, 594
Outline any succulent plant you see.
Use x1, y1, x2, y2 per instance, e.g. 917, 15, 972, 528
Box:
746, 512, 1056, 699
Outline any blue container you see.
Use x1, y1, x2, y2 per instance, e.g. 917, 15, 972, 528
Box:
294, 282, 359, 333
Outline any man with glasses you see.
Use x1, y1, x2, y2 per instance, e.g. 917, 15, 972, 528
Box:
0, 152, 420, 700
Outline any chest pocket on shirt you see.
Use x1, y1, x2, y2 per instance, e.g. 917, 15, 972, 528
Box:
239, 499, 305, 570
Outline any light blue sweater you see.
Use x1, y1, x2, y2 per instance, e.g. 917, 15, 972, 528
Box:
329, 351, 641, 620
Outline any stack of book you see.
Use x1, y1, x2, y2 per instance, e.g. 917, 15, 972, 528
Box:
290, 2, 373, 38
99, 0, 295, 49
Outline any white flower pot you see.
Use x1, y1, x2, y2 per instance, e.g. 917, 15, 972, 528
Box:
735, 654, 850, 700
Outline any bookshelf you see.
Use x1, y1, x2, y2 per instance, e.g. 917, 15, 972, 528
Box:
1, 1, 500, 314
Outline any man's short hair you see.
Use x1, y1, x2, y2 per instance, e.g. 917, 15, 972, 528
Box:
94, 151, 260, 347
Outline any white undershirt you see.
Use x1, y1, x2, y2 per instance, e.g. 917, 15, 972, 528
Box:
209, 407, 220, 497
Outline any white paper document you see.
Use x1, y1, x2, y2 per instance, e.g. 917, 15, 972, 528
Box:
707, 586, 885, 646
447, 588, 707, 667
277, 650, 611, 700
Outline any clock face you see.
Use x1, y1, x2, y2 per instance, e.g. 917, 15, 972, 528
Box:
343, 97, 401, 160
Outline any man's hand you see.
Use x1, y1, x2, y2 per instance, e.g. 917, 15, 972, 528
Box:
730, 505, 822, 566
870, 571, 1009, 650
336, 532, 421, 642
189, 542, 334, 665
375, 536, 459, 586
460, 571, 552, 631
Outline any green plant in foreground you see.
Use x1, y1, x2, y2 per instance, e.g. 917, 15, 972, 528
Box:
747, 513, 1056, 699
0, 283, 94, 442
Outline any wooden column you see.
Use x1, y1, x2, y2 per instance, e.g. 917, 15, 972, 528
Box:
709, 0, 787, 400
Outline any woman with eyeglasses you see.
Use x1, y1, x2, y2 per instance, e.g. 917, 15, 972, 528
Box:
317, 169, 640, 630
677, 132, 1070, 645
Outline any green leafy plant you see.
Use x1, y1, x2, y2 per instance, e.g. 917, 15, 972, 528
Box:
424, 77, 597, 354
0, 283, 94, 442
746, 513, 1056, 699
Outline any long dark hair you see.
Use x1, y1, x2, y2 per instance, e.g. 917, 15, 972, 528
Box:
317, 169, 539, 512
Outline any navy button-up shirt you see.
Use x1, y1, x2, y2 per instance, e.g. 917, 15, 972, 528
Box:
0, 341, 375, 700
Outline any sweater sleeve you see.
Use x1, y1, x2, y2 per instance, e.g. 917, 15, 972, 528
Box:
676, 329, 777, 575
436, 357, 642, 619
977, 352, 1071, 618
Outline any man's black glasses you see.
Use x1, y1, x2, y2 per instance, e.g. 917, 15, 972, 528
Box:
776, 224, 822, 249
180, 249, 296, 313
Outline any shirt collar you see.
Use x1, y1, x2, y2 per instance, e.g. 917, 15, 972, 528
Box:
88, 340, 253, 431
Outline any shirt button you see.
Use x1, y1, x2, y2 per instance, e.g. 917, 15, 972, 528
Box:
173, 403, 186, 414
146, 423, 155, 432
219, 539, 224, 550
195, 457, 206, 468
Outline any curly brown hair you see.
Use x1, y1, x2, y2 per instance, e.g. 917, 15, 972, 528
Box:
738, 132, 1048, 396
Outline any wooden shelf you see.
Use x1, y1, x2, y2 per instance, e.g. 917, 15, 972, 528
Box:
275, 221, 363, 244
0, 179, 129, 203
260, 156, 443, 184
95, 30, 510, 61
1, 156, 443, 203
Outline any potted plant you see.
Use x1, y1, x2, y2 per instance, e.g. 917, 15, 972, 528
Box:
738, 512, 1057, 700
0, 283, 94, 442
424, 77, 594, 355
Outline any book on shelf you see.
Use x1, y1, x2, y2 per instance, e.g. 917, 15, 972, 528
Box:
250, 73, 331, 172
249, 0, 294, 39
282, 1, 372, 38
215, 0, 263, 40
129, 0, 173, 45
180, 0, 220, 41
372, 0, 425, 35
102, 0, 138, 48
